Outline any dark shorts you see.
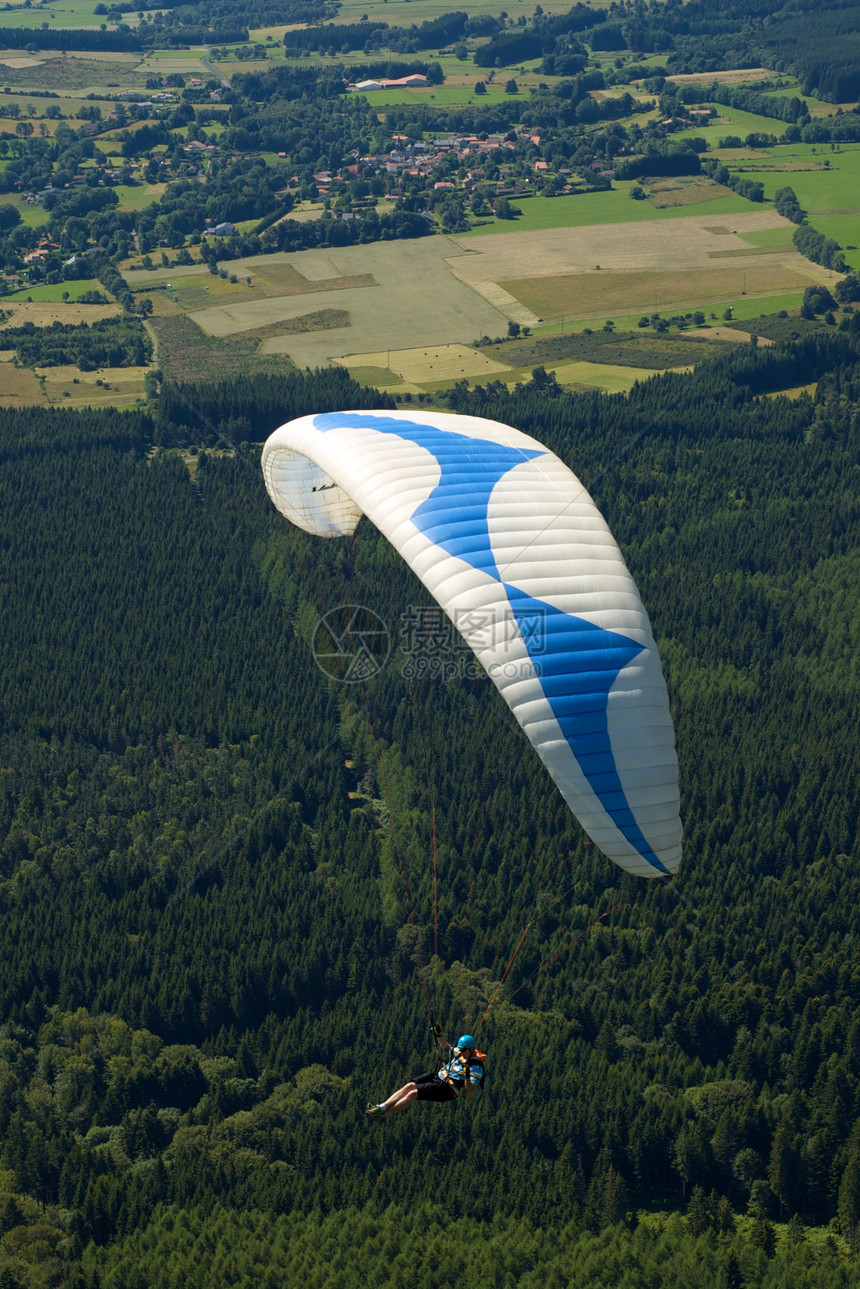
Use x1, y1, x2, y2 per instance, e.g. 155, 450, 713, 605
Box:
413, 1071, 457, 1103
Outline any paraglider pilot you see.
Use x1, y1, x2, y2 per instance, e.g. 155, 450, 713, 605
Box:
366, 1020, 485, 1117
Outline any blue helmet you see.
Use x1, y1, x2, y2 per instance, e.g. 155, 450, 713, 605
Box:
457, 1035, 476, 1049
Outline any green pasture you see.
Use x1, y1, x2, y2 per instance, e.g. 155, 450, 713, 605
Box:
725, 144, 860, 208
0, 92, 81, 117
247, 27, 294, 43
807, 215, 860, 267
672, 103, 791, 144
114, 182, 167, 212
738, 227, 795, 247
4, 277, 110, 302
720, 143, 860, 263
330, 0, 592, 26
0, 194, 48, 228
762, 83, 857, 116
518, 290, 808, 340
0, 0, 105, 29
460, 183, 752, 238
367, 81, 530, 106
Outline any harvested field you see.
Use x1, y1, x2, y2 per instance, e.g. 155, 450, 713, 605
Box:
497, 329, 728, 370
446, 211, 800, 323
707, 246, 793, 257
449, 211, 791, 280
501, 262, 817, 319
666, 68, 773, 86
37, 364, 149, 407
186, 239, 509, 367
343, 366, 402, 388
337, 343, 512, 386
131, 260, 375, 305
645, 179, 737, 208
0, 301, 121, 328
0, 354, 44, 407
550, 360, 652, 393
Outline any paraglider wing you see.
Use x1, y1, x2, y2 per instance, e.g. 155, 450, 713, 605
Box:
262, 410, 681, 879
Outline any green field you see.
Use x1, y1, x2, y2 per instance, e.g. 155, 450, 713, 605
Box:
0, 194, 49, 229
460, 183, 752, 238
4, 278, 110, 302
0, 0, 109, 28
738, 226, 795, 247
331, 0, 595, 24
357, 81, 530, 107
114, 182, 167, 212
672, 103, 792, 144
720, 143, 860, 266
503, 260, 814, 321
762, 83, 858, 116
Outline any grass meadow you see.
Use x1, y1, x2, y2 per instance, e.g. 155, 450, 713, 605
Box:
0, 0, 112, 29
0, 194, 49, 229
672, 103, 793, 143
719, 143, 860, 268
460, 184, 753, 238
3, 278, 111, 303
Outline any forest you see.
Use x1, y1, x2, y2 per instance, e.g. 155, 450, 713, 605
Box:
0, 313, 858, 1282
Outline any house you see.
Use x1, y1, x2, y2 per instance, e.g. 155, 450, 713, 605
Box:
212, 221, 236, 236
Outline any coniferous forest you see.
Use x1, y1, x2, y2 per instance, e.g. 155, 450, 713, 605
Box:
0, 324, 859, 1286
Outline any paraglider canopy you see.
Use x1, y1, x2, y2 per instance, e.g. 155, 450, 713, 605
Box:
262, 409, 681, 880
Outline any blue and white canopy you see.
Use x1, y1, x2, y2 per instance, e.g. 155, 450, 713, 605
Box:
262, 410, 681, 879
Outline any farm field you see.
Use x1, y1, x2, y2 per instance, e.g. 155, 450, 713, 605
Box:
36, 362, 148, 407
459, 183, 753, 238
113, 183, 167, 212
358, 82, 530, 108
177, 239, 511, 369
738, 227, 795, 247
666, 68, 773, 87
0, 0, 115, 28
761, 84, 858, 117
0, 300, 120, 327
447, 211, 818, 321
3, 278, 110, 303
142, 202, 834, 378
0, 90, 88, 114
718, 143, 860, 269
0, 50, 143, 90
0, 194, 49, 229
502, 262, 817, 321
671, 103, 792, 142
330, 0, 593, 24
0, 350, 146, 411
131, 262, 377, 316
527, 292, 808, 336
0, 353, 44, 406
336, 339, 706, 398
338, 343, 514, 389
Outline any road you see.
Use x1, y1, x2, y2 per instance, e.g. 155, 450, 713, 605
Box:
201, 54, 230, 89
